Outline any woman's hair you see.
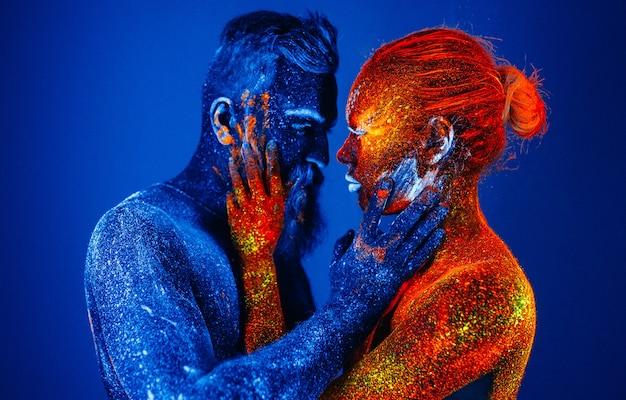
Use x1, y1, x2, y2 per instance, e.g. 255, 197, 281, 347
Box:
361, 28, 547, 173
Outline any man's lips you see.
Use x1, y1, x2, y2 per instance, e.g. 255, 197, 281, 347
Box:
344, 174, 361, 193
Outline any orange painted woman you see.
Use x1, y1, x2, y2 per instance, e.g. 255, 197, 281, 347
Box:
229, 27, 547, 399
321, 28, 547, 399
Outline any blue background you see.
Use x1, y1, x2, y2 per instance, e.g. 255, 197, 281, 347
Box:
2, 1, 625, 398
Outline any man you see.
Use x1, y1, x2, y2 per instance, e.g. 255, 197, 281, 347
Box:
85, 11, 444, 399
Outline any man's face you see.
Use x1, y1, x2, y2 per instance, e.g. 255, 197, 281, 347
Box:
252, 61, 338, 257
262, 61, 338, 183
337, 70, 429, 214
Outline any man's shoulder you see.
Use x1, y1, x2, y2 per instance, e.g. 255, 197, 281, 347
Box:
88, 184, 226, 258
93, 187, 175, 237
86, 184, 232, 278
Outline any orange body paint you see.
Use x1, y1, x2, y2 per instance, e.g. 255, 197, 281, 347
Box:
227, 92, 287, 353
329, 28, 546, 398
322, 178, 535, 399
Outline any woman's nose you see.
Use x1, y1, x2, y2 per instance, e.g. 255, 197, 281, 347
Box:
336, 134, 356, 165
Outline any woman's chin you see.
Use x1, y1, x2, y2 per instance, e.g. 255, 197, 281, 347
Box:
357, 191, 410, 215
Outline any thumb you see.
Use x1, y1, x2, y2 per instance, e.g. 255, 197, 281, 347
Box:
331, 229, 355, 263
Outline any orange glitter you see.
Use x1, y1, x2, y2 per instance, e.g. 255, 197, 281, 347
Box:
227, 93, 287, 353
322, 177, 536, 399
325, 28, 546, 399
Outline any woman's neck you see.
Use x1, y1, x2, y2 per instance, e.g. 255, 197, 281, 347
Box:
440, 174, 486, 245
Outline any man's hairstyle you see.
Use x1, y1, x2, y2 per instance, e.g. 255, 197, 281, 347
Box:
201, 10, 339, 132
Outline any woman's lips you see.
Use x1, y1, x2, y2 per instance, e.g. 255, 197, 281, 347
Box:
344, 174, 362, 192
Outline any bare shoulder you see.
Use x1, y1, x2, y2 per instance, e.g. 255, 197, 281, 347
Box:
396, 256, 535, 341
86, 188, 231, 283
435, 259, 536, 339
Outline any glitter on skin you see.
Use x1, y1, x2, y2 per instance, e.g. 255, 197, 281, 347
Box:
227, 93, 287, 352
323, 28, 547, 399
85, 12, 449, 399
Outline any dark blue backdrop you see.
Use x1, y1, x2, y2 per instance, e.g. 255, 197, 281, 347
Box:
2, 1, 624, 398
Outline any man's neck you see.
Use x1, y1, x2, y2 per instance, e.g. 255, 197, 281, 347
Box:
166, 145, 230, 221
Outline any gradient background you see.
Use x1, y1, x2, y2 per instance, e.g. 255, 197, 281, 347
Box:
2, 1, 624, 398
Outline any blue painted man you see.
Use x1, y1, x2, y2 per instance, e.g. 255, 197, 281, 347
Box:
85, 11, 445, 399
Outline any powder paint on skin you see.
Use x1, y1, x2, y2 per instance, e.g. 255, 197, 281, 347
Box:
228, 91, 287, 353
322, 177, 536, 399
326, 27, 546, 399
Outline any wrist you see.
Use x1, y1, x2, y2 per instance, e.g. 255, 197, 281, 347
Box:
238, 249, 276, 271
329, 289, 385, 332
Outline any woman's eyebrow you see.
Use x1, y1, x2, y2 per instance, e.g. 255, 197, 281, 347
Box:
348, 127, 366, 135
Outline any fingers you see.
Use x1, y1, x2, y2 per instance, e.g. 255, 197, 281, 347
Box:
359, 178, 393, 239
229, 156, 247, 205
404, 228, 445, 274
389, 189, 440, 237
242, 96, 266, 151
395, 205, 447, 260
242, 114, 258, 148
226, 192, 238, 220
266, 140, 283, 198
241, 142, 265, 197
233, 95, 279, 199
232, 139, 281, 201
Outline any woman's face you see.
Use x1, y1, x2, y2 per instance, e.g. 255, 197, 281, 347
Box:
337, 72, 437, 214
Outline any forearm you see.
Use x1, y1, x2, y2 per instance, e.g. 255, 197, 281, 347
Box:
196, 297, 378, 399
240, 252, 286, 352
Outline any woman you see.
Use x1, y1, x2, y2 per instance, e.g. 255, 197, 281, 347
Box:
320, 28, 547, 399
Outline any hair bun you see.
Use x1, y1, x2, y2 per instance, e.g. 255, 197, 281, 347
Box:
498, 65, 548, 139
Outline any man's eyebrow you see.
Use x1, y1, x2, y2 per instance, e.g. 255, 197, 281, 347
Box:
285, 108, 325, 123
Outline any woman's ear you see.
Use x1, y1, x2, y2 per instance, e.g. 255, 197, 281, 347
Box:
426, 116, 455, 164
210, 97, 236, 146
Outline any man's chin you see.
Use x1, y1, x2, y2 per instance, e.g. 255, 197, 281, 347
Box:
276, 164, 326, 259
276, 200, 324, 259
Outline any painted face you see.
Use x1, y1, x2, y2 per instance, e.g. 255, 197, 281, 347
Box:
261, 60, 338, 185
337, 68, 436, 214
245, 60, 337, 257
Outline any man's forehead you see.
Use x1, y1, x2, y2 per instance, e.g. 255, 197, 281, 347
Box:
263, 61, 337, 123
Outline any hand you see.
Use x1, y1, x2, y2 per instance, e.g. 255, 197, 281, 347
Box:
226, 95, 287, 352
227, 108, 285, 257
329, 178, 447, 314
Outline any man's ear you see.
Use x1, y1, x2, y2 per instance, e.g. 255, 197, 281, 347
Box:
210, 97, 236, 146
426, 116, 455, 164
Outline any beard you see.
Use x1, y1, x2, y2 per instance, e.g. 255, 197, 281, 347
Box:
275, 163, 325, 260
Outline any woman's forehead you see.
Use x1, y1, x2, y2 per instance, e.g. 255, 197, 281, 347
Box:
348, 79, 415, 127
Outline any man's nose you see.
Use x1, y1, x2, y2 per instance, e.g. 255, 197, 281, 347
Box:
306, 133, 329, 168
336, 134, 356, 165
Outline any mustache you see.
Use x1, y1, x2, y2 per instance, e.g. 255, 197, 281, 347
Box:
282, 163, 323, 212
284, 163, 322, 224
286, 162, 324, 188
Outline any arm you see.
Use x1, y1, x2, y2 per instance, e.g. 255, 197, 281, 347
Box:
227, 139, 286, 352
86, 186, 445, 399
199, 182, 447, 398
321, 262, 536, 399
85, 203, 225, 399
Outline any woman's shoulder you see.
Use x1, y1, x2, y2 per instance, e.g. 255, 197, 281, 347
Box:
397, 257, 535, 327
